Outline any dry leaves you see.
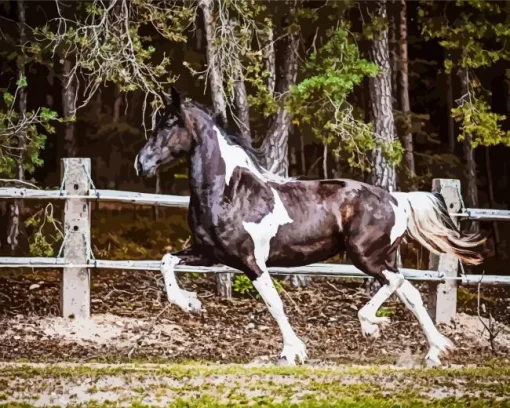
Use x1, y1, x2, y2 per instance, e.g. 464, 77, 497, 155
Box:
0, 270, 509, 365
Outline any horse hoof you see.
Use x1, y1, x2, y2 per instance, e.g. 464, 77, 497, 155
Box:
424, 354, 442, 368
280, 339, 307, 365
432, 334, 455, 357
276, 357, 294, 367
361, 321, 380, 339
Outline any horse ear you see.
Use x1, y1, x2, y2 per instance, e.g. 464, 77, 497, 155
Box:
170, 86, 181, 111
159, 90, 171, 108
170, 86, 185, 126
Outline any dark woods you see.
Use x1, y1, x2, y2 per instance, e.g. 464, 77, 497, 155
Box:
0, 0, 509, 271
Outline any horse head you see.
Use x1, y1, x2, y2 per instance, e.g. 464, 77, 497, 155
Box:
136, 87, 223, 178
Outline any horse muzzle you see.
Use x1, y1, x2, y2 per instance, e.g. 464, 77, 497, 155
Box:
134, 154, 155, 178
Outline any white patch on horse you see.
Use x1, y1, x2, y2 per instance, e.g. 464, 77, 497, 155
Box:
242, 187, 293, 267
160, 254, 202, 313
242, 188, 306, 364
389, 194, 409, 244
213, 126, 293, 185
395, 279, 454, 366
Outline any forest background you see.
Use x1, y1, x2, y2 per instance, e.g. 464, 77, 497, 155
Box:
1, 0, 510, 290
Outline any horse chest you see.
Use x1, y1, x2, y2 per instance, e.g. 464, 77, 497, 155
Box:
189, 184, 294, 266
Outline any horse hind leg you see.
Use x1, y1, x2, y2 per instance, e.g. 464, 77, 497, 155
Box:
383, 241, 454, 365
357, 269, 404, 339
394, 280, 455, 366
347, 242, 404, 339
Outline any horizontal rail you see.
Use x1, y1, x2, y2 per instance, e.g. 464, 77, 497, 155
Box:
453, 208, 510, 221
0, 188, 190, 208
91, 189, 190, 208
0, 256, 441, 279
460, 274, 510, 286
1, 256, 509, 285
2, 188, 510, 220
0, 188, 67, 200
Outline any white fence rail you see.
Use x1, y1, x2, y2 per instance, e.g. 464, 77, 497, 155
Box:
1, 257, 509, 286
1, 158, 509, 323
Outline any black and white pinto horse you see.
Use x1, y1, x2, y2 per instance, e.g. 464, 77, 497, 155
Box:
135, 88, 486, 367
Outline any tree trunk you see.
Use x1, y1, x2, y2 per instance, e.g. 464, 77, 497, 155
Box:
446, 72, 455, 153
262, 16, 304, 286
367, 0, 397, 192
153, 171, 161, 221
389, 0, 398, 103
458, 67, 478, 233
196, 27, 203, 50
46, 64, 55, 108
260, 18, 300, 177
263, 25, 276, 96
62, 59, 77, 157
9, 0, 27, 253
199, 0, 228, 127
323, 143, 328, 179
300, 130, 306, 175
113, 85, 122, 123
290, 144, 297, 177
365, 0, 396, 296
234, 62, 252, 144
399, 0, 415, 177
199, 0, 231, 298
458, 68, 478, 207
485, 147, 500, 257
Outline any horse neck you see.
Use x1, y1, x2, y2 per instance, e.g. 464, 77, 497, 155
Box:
188, 122, 226, 203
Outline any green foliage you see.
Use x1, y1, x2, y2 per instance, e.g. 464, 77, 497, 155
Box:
287, 27, 402, 171
16, 74, 27, 88
451, 92, 510, 148
24, 204, 63, 257
233, 274, 283, 299
28, 232, 55, 257
375, 307, 394, 318
420, 0, 510, 73
419, 0, 510, 149
35, 0, 193, 100
0, 80, 59, 178
362, 16, 388, 41
185, 0, 280, 121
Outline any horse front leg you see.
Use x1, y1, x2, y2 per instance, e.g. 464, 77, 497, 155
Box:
244, 264, 307, 366
160, 247, 216, 313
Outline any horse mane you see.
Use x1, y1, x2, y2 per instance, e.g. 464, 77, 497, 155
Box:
183, 99, 295, 184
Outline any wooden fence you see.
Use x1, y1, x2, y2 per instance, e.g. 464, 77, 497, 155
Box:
1, 158, 509, 324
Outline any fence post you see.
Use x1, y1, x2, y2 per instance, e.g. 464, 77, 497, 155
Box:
427, 178, 461, 324
217, 273, 232, 299
61, 158, 91, 319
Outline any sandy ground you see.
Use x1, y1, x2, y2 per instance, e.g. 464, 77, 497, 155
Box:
1, 270, 510, 406
1, 269, 510, 366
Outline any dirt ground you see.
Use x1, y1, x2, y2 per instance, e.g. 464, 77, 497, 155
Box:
1, 269, 510, 366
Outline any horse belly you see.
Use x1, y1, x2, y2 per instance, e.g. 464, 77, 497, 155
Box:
266, 219, 342, 267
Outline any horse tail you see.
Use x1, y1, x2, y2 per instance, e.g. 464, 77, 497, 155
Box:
391, 192, 486, 266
